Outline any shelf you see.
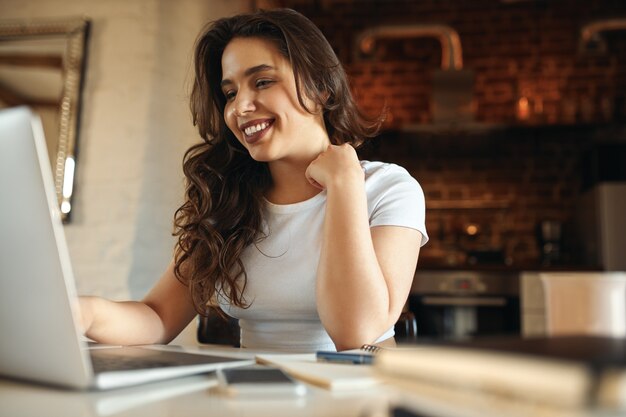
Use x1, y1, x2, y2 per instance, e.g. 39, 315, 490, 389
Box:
427, 199, 511, 210
416, 262, 603, 273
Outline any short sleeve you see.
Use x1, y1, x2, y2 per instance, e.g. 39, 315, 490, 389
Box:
364, 162, 429, 247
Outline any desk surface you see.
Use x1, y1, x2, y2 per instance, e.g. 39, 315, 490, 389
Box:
0, 345, 395, 417
0, 375, 395, 417
0, 345, 621, 417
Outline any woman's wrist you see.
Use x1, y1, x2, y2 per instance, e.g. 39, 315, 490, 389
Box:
324, 164, 364, 192
77, 295, 97, 334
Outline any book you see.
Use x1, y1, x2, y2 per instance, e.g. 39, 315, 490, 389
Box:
373, 336, 626, 410
255, 353, 380, 390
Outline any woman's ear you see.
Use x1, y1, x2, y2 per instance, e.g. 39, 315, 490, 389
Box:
320, 90, 330, 103
311, 90, 330, 115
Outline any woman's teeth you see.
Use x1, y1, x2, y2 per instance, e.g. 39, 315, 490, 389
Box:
244, 122, 269, 136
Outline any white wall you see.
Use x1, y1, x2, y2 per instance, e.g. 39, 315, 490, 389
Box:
0, 0, 246, 305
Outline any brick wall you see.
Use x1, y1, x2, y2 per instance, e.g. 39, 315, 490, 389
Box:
274, 0, 626, 267
278, 0, 626, 126
358, 126, 596, 266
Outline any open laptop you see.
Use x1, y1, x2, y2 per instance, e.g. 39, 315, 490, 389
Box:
0, 106, 254, 390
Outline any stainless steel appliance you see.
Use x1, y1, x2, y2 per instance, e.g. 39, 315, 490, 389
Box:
577, 182, 626, 270
409, 270, 520, 338
577, 143, 626, 270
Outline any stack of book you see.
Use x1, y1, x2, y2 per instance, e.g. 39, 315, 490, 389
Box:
372, 336, 626, 415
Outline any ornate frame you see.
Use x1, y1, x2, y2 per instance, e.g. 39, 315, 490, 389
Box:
0, 17, 90, 222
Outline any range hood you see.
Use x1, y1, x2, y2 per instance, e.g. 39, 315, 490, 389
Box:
355, 24, 505, 134
355, 19, 626, 135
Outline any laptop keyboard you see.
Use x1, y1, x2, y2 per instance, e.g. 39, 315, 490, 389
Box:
90, 354, 174, 373
87, 346, 247, 377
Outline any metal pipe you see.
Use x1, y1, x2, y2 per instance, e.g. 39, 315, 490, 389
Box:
356, 24, 463, 70
580, 19, 626, 54
581, 18, 626, 44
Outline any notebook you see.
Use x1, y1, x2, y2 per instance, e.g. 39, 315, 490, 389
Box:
0, 106, 254, 390
255, 353, 379, 390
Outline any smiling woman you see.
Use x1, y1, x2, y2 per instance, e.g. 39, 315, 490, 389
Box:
221, 36, 329, 166
77, 8, 428, 352
0, 17, 90, 222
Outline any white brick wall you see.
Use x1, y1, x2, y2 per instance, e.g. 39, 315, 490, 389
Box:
0, 0, 246, 319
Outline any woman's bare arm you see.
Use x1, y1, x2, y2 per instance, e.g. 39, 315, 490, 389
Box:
307, 144, 421, 351
79, 261, 198, 345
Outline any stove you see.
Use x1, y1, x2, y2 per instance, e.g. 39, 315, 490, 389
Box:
409, 269, 521, 339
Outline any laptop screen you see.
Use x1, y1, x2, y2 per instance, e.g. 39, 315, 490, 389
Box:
0, 106, 93, 387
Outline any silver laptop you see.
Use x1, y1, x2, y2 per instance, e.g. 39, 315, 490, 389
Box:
0, 106, 253, 390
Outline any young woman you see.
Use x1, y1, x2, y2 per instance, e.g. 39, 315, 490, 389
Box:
79, 8, 428, 352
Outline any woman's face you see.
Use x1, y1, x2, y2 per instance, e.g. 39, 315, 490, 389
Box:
221, 37, 329, 164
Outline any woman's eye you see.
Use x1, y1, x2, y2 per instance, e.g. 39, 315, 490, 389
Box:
256, 79, 273, 89
224, 90, 236, 101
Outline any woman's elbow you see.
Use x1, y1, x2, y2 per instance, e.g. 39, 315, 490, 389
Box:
330, 326, 383, 352
333, 337, 367, 352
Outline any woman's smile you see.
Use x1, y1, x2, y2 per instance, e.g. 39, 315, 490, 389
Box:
239, 118, 275, 144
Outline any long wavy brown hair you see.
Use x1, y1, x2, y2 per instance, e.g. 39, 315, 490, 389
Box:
173, 8, 383, 316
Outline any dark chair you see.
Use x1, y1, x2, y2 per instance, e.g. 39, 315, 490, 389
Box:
197, 306, 418, 346
394, 310, 418, 342
196, 307, 240, 347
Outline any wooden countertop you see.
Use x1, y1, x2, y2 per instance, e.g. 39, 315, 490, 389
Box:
416, 262, 603, 273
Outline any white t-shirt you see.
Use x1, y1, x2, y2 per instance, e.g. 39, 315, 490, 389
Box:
218, 161, 428, 352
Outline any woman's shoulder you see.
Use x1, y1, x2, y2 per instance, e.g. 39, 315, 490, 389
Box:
360, 160, 427, 240
360, 160, 417, 184
360, 160, 424, 202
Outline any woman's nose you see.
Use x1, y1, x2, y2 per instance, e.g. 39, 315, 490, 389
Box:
232, 91, 256, 116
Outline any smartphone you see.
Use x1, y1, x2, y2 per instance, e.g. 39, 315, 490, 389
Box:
216, 367, 306, 397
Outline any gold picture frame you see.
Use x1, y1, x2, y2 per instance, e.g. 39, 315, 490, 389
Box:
0, 17, 90, 222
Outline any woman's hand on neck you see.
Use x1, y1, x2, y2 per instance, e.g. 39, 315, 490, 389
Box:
265, 137, 330, 205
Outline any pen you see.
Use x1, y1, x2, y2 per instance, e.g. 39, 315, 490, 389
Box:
315, 351, 374, 365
